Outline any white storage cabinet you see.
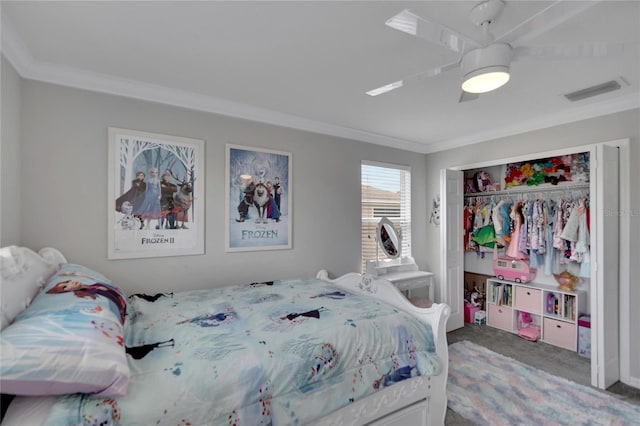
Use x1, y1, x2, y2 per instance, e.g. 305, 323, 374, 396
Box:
486, 278, 586, 351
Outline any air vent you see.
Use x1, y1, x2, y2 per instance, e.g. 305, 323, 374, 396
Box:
564, 80, 621, 102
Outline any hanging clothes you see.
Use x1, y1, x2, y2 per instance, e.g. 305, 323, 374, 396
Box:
463, 206, 472, 251
506, 202, 527, 260
499, 201, 512, 243
559, 205, 581, 242
492, 200, 505, 246
518, 201, 530, 255
573, 200, 591, 277
530, 200, 545, 253
553, 201, 567, 250
463, 187, 590, 279
544, 200, 561, 275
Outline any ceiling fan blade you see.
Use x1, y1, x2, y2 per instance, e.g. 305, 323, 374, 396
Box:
366, 60, 461, 97
513, 42, 631, 59
495, 0, 600, 47
422, 59, 462, 77
386, 9, 481, 54
366, 80, 404, 97
459, 91, 480, 103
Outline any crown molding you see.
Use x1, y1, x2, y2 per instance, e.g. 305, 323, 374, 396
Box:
2, 15, 637, 156
24, 63, 429, 153
20, 61, 430, 154
1, 17, 427, 154
423, 92, 640, 154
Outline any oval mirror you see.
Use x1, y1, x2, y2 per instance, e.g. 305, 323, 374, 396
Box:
377, 217, 400, 259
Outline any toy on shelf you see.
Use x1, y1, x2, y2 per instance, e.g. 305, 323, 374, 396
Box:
465, 170, 500, 193
504, 152, 590, 189
554, 271, 579, 291
517, 311, 541, 342
546, 292, 560, 315
470, 286, 484, 306
493, 256, 536, 283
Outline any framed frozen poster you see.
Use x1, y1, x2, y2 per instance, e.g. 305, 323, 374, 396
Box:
108, 128, 205, 259
225, 144, 292, 252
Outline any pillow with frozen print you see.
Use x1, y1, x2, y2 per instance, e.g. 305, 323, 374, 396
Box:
0, 246, 60, 331
0, 264, 130, 396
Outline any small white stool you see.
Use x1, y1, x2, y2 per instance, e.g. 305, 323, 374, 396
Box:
474, 310, 487, 325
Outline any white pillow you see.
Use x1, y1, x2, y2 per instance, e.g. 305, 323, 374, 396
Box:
0, 246, 60, 330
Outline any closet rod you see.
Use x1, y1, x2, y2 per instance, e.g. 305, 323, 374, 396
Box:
463, 182, 589, 198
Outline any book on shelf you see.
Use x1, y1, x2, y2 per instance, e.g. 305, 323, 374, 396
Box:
495, 284, 512, 306
565, 295, 575, 320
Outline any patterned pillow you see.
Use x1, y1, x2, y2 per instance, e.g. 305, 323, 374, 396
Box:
0, 246, 60, 330
0, 264, 130, 396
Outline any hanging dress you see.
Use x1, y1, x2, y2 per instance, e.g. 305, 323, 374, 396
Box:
506, 202, 527, 260
544, 200, 561, 275
464, 206, 472, 251
575, 200, 591, 278
492, 200, 505, 246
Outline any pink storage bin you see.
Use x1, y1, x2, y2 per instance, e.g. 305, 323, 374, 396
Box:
464, 302, 481, 324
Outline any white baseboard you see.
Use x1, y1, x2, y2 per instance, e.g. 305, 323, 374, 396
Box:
621, 375, 640, 390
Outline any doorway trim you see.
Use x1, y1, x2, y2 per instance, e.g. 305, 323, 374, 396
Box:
604, 139, 633, 388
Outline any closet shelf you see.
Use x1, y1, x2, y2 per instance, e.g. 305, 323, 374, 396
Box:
463, 182, 589, 198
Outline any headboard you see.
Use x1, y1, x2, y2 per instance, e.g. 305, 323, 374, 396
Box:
0, 246, 67, 330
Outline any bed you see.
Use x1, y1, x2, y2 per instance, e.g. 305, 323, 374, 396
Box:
0, 246, 449, 425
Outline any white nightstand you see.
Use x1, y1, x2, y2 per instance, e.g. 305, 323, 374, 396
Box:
366, 257, 434, 302
382, 270, 434, 302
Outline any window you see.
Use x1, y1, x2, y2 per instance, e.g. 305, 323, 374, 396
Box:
361, 161, 411, 272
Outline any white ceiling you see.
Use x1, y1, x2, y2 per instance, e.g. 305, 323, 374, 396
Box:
2, 1, 638, 154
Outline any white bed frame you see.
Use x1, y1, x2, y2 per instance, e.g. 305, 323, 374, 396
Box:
313, 270, 450, 426
1, 248, 449, 426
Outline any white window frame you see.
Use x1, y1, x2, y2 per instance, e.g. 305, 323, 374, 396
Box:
361, 160, 411, 272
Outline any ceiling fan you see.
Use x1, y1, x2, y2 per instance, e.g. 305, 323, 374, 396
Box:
367, 0, 623, 102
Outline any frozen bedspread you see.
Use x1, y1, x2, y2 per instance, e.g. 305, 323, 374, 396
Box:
44, 276, 442, 425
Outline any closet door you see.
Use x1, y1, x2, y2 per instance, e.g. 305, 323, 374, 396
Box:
441, 169, 464, 331
593, 144, 620, 389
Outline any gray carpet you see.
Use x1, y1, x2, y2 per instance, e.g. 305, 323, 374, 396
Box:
445, 323, 640, 425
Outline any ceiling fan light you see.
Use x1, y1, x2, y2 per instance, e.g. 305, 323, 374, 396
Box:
461, 43, 512, 94
462, 66, 510, 93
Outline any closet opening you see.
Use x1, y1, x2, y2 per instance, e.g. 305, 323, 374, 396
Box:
440, 140, 630, 390
463, 154, 591, 354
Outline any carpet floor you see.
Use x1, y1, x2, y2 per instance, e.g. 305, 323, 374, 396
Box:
447, 340, 640, 425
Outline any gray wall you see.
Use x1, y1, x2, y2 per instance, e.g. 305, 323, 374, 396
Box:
1, 56, 22, 246
15, 78, 429, 294
423, 108, 640, 382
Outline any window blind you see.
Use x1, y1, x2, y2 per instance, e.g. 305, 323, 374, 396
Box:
361, 161, 411, 272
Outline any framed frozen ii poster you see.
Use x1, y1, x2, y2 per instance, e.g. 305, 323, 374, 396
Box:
108, 128, 205, 259
225, 144, 292, 252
